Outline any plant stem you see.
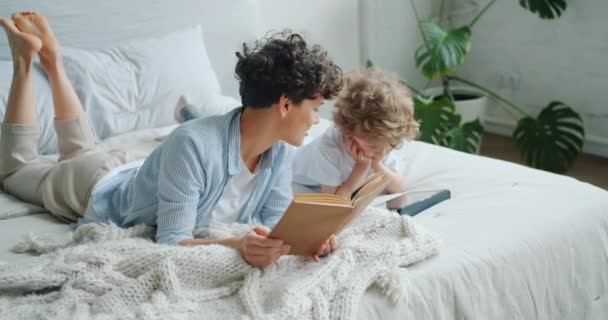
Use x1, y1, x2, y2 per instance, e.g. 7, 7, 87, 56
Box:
409, 0, 430, 45
400, 79, 423, 97
442, 77, 453, 101
410, 0, 422, 23
469, 0, 497, 28
448, 75, 529, 119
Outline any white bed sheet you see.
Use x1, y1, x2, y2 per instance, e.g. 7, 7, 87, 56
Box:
0, 119, 607, 320
358, 139, 608, 319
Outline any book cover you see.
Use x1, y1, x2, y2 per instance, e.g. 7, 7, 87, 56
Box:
269, 172, 390, 256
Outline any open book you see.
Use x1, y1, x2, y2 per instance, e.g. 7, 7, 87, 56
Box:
268, 172, 390, 256
371, 189, 451, 216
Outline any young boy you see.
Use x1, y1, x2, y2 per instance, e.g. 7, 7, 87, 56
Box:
293, 68, 419, 209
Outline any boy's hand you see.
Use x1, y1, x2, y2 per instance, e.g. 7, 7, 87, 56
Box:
371, 159, 386, 173
240, 226, 290, 267
345, 136, 371, 166
311, 234, 338, 262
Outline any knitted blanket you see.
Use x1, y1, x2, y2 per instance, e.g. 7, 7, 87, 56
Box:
0, 207, 440, 320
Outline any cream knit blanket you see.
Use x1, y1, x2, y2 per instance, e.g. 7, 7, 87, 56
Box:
0, 207, 440, 320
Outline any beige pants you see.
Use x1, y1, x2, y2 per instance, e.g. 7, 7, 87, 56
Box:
0, 114, 133, 222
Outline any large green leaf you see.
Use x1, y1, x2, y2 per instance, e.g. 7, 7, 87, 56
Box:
415, 22, 471, 79
413, 97, 456, 144
513, 101, 584, 173
441, 118, 484, 153
519, 0, 567, 19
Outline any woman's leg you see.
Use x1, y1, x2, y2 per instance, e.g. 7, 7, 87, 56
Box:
0, 17, 50, 205
12, 12, 95, 160
12, 12, 80, 120
1, 13, 126, 220
0, 17, 41, 125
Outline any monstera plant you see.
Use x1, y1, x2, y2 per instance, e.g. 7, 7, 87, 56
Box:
407, 0, 584, 173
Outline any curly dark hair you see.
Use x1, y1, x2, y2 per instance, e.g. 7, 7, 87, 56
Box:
234, 30, 343, 108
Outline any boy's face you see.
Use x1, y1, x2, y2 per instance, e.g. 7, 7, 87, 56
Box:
351, 135, 393, 160
282, 95, 323, 146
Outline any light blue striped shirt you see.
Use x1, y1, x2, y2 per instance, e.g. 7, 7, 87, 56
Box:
83, 108, 295, 245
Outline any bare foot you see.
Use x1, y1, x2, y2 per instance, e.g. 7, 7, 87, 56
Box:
174, 95, 190, 122
11, 12, 59, 67
0, 17, 42, 64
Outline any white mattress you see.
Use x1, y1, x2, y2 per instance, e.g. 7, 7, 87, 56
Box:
1, 119, 607, 319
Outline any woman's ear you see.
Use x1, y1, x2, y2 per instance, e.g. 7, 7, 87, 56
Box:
278, 94, 292, 118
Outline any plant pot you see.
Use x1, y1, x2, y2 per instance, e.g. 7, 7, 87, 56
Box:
424, 86, 488, 124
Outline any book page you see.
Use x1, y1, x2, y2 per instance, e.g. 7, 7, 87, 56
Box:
333, 176, 390, 234
294, 193, 351, 206
352, 172, 386, 202
370, 189, 449, 208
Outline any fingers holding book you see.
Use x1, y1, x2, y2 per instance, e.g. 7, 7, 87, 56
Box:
311, 234, 338, 262
240, 226, 291, 268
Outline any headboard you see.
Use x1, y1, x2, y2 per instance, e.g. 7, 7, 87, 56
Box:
0, 0, 261, 99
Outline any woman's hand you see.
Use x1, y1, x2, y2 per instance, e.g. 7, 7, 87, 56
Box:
240, 226, 290, 267
311, 234, 338, 262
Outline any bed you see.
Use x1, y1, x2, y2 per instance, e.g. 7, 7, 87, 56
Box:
1, 1, 607, 319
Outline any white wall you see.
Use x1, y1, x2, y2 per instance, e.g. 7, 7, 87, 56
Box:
361, 0, 433, 91
258, 0, 607, 157
446, 0, 608, 157
256, 0, 433, 119
257, 0, 360, 118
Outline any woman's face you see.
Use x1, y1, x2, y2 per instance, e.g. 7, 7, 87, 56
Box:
282, 95, 323, 146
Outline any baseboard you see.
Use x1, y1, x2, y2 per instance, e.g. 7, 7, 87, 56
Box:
483, 116, 608, 159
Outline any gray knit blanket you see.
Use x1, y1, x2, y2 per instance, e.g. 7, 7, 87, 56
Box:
0, 207, 440, 320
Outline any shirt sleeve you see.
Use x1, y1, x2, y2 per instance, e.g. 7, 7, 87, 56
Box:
155, 129, 205, 245
383, 152, 401, 174
259, 145, 295, 228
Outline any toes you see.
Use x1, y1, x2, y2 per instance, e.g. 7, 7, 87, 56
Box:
0, 18, 18, 33
178, 95, 189, 106
12, 12, 35, 29
12, 15, 27, 31
11, 12, 23, 21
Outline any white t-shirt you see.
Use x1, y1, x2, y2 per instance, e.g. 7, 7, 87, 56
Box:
292, 126, 399, 187
208, 159, 259, 224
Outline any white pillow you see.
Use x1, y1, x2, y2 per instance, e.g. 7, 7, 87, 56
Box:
1, 25, 240, 154
62, 25, 239, 140
0, 60, 61, 155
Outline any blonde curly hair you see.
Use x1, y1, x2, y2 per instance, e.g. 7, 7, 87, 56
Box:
333, 68, 419, 148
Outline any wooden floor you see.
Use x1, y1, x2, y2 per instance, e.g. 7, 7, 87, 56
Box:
479, 133, 608, 190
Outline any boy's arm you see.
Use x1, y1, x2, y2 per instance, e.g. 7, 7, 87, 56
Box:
372, 160, 407, 208
333, 160, 371, 198
320, 185, 338, 194
332, 136, 372, 198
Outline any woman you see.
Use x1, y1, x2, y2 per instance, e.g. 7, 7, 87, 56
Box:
0, 12, 343, 267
